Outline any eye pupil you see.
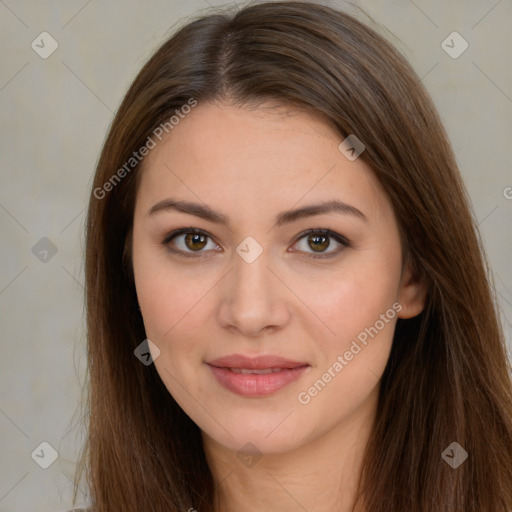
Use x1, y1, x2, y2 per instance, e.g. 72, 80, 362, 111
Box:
309, 234, 329, 252
185, 233, 207, 251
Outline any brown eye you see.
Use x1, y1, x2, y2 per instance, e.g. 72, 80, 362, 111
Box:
162, 228, 219, 258
184, 232, 208, 251
307, 233, 330, 252
292, 229, 350, 258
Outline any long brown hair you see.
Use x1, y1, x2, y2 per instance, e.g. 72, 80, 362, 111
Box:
78, 2, 512, 511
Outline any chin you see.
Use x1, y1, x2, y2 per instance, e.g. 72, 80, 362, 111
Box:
204, 425, 306, 456
195, 403, 320, 456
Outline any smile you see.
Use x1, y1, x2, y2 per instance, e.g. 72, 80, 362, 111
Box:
208, 366, 309, 396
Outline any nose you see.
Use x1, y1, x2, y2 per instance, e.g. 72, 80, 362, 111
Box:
217, 248, 291, 338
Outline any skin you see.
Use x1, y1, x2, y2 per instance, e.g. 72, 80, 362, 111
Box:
131, 101, 426, 512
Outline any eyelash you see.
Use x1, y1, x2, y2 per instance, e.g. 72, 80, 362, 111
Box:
161, 227, 350, 260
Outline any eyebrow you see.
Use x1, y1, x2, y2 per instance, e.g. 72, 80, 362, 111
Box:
146, 198, 367, 226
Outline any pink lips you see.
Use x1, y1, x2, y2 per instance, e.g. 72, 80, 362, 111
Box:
207, 354, 310, 397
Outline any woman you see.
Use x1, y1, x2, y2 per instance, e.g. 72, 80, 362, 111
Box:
74, 1, 512, 511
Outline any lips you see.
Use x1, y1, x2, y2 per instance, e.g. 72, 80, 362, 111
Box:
207, 354, 310, 397
208, 354, 308, 370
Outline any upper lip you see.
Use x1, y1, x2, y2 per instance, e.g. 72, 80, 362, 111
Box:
207, 354, 309, 370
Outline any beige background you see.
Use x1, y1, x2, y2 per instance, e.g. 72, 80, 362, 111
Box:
0, 1, 511, 511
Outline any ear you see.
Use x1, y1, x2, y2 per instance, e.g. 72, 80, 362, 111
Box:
397, 258, 427, 319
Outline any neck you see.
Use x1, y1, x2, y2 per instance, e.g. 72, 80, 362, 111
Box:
202, 388, 377, 512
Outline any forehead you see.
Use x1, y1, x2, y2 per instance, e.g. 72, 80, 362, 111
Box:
135, 101, 389, 222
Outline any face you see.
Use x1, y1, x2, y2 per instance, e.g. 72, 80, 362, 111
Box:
131, 101, 425, 455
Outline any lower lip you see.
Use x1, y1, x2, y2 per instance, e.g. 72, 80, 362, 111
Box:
208, 365, 309, 397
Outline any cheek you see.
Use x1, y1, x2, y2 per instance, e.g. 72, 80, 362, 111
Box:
295, 274, 399, 421
137, 274, 205, 345
301, 257, 402, 351
136, 271, 208, 408
133, 248, 217, 366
